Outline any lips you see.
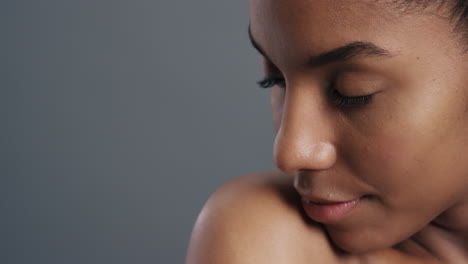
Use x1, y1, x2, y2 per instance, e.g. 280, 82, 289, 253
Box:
301, 197, 362, 223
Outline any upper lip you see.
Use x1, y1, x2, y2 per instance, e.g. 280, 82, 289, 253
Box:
294, 172, 370, 205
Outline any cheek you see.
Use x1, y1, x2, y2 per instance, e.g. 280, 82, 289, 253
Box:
348, 86, 465, 186
356, 134, 417, 194
353, 106, 468, 209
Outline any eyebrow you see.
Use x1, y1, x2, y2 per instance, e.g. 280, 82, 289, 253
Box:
248, 25, 394, 68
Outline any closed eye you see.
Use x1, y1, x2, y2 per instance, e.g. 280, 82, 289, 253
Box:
256, 77, 374, 108
329, 89, 373, 108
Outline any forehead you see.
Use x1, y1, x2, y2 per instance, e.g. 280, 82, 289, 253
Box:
248, 0, 453, 66
248, 0, 400, 31
249, 0, 396, 20
249, 1, 400, 64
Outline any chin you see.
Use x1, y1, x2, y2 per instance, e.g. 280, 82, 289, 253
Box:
326, 227, 400, 254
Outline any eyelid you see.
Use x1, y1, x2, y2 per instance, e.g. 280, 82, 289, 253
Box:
329, 73, 379, 107
334, 70, 386, 97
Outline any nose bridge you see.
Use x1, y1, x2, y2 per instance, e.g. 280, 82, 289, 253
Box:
273, 87, 337, 174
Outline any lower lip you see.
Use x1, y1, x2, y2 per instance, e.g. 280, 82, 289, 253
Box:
301, 198, 361, 223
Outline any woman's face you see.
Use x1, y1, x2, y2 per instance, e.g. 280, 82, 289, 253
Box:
249, 0, 468, 253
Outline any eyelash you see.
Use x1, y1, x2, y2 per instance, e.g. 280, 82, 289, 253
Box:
257, 78, 286, 89
256, 77, 373, 108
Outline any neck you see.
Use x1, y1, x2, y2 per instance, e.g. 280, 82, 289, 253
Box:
411, 197, 468, 262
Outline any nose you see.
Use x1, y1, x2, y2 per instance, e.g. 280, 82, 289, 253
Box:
273, 89, 337, 174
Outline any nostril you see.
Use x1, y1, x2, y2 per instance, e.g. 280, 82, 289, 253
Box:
273, 139, 337, 174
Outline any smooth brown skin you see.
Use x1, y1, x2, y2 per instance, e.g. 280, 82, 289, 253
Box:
186, 1, 468, 263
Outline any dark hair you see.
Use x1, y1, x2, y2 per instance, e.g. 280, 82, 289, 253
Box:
393, 0, 468, 46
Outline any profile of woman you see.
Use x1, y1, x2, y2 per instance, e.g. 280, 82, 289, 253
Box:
186, 1, 468, 263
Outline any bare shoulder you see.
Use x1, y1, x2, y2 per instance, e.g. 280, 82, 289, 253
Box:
185, 171, 357, 264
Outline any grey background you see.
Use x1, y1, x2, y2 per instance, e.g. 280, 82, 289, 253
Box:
4, 1, 275, 263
